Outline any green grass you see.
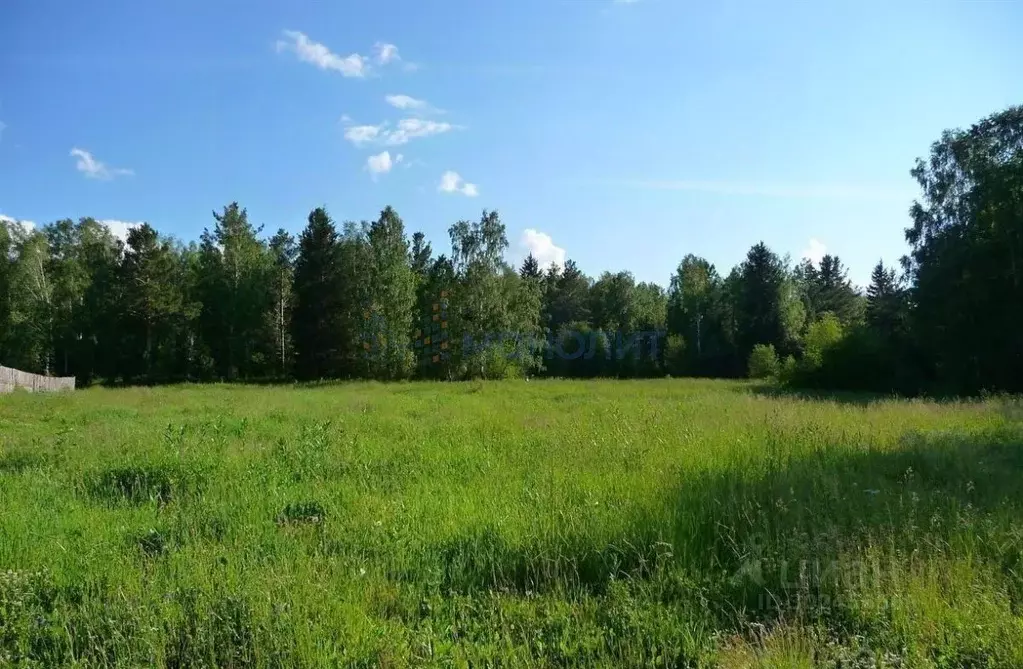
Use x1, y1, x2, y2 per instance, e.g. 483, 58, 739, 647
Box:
2, 379, 1023, 667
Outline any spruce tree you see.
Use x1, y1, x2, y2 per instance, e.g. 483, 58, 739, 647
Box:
268, 229, 297, 377
519, 253, 541, 281
365, 206, 416, 379
291, 208, 346, 380
736, 242, 786, 360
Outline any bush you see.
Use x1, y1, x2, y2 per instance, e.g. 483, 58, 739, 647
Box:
664, 335, 686, 376
748, 344, 780, 379
778, 355, 798, 384
802, 313, 844, 371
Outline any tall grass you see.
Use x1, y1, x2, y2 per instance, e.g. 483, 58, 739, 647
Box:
1, 379, 1022, 666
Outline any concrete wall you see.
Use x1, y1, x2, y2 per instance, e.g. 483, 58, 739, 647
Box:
0, 365, 76, 393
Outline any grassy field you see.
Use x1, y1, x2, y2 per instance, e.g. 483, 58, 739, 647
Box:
2, 379, 1023, 667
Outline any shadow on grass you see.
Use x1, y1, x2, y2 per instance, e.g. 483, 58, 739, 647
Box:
742, 382, 898, 407
411, 424, 1023, 640
741, 381, 991, 407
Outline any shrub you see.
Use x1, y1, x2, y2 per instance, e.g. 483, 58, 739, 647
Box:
748, 344, 780, 379
778, 355, 798, 384
802, 312, 844, 371
664, 335, 686, 376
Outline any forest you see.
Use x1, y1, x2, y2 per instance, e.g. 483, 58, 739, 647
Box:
1, 104, 1021, 395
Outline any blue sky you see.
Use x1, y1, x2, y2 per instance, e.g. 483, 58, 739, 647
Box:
1, 0, 1020, 288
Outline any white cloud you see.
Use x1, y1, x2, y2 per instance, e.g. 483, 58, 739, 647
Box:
384, 118, 453, 145
343, 123, 384, 146
0, 215, 140, 240
100, 219, 142, 242
0, 214, 36, 232
366, 151, 403, 177
438, 171, 478, 197
613, 179, 912, 202
802, 238, 827, 266
276, 30, 368, 78
374, 42, 400, 65
385, 94, 427, 110
521, 229, 566, 270
70, 148, 134, 180
342, 117, 455, 147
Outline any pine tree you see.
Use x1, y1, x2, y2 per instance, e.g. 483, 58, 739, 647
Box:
365, 206, 416, 379
291, 208, 347, 380
410, 231, 433, 279
546, 260, 590, 333
196, 203, 273, 380
736, 242, 786, 360
268, 229, 297, 377
815, 254, 862, 326
519, 253, 541, 281
865, 260, 904, 333
120, 225, 188, 381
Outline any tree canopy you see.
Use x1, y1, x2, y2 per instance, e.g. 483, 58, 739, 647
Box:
2, 105, 1021, 395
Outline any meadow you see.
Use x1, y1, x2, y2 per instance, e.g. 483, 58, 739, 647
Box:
2, 379, 1023, 667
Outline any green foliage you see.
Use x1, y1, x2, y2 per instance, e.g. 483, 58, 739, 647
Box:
119, 225, 194, 382
364, 207, 416, 380
2, 103, 1021, 396
778, 276, 806, 351
802, 312, 844, 370
663, 334, 686, 375
268, 229, 297, 377
866, 260, 904, 333
904, 104, 1023, 393
748, 343, 780, 379
778, 354, 798, 384
666, 255, 735, 377
518, 252, 542, 281
737, 243, 787, 362
197, 203, 274, 380
291, 208, 348, 380
544, 260, 591, 333
446, 211, 545, 380
793, 255, 863, 328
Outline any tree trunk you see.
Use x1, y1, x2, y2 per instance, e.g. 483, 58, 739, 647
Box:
146, 322, 153, 378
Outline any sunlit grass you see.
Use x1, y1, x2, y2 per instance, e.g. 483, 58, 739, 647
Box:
1, 379, 1022, 666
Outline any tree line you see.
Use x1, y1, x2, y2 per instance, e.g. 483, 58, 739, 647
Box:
1, 104, 1020, 394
